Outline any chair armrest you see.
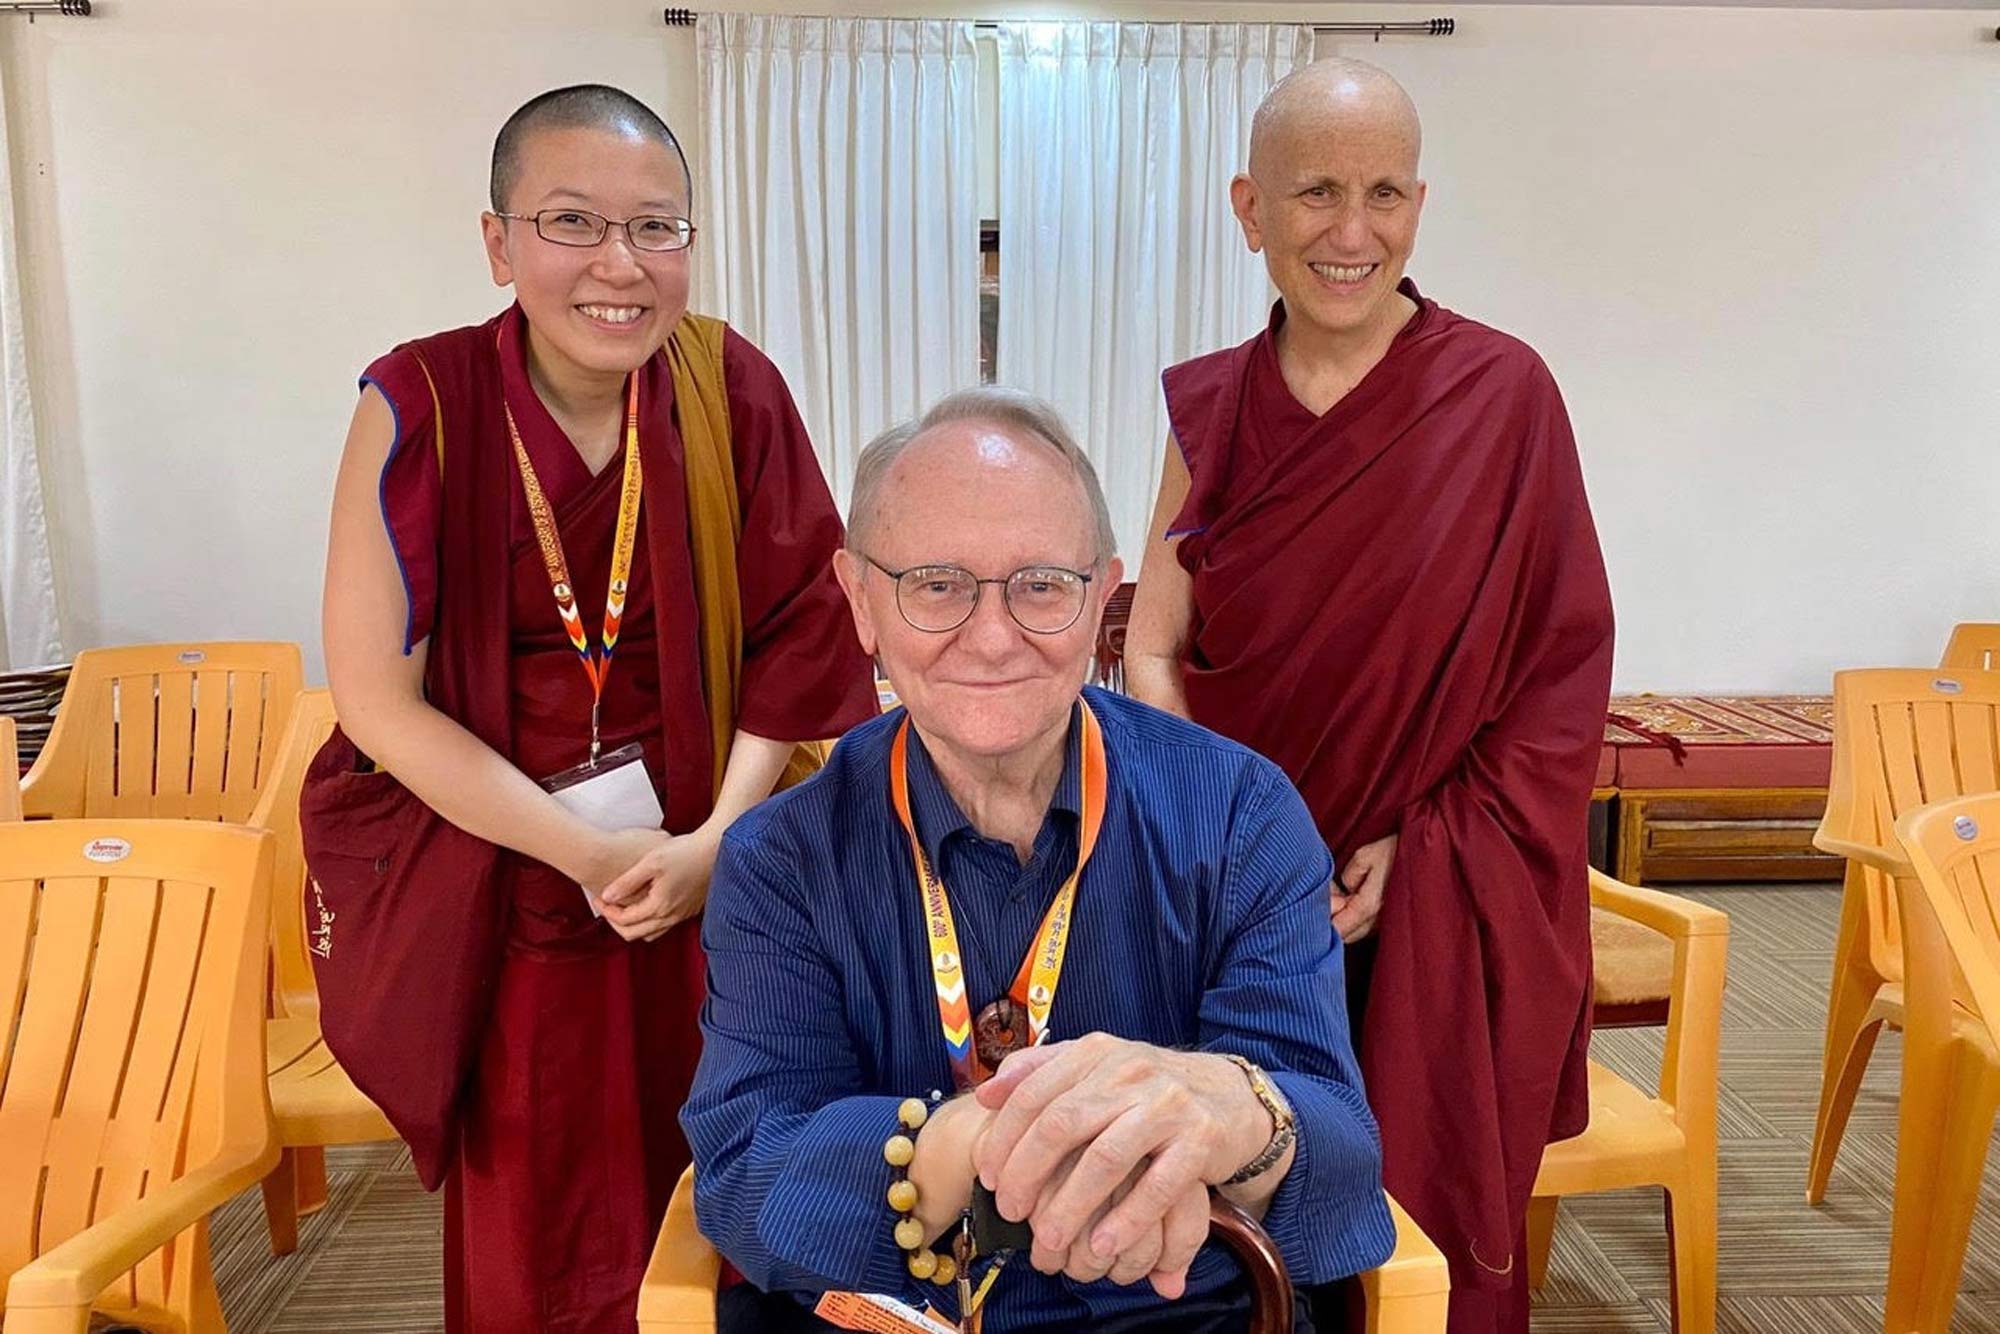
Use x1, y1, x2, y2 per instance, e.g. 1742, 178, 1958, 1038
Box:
16, 753, 73, 820
1359, 1193, 1450, 1308
1809, 829, 1913, 878
1590, 871, 1729, 1129
638, 1164, 722, 1332
3, 1145, 278, 1324
16, 712, 82, 821
1588, 869, 1730, 939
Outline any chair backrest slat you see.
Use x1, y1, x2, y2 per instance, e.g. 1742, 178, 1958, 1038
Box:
1870, 699, 1928, 827
185, 671, 230, 822
220, 671, 281, 824
150, 672, 197, 820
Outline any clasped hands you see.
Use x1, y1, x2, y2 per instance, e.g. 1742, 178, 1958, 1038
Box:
909, 1033, 1277, 1299
573, 825, 717, 943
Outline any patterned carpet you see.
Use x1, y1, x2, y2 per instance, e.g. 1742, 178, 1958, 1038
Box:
206, 882, 2000, 1332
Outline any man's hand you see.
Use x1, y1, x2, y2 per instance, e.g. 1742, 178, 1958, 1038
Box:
595, 827, 719, 942
969, 1035, 1276, 1298
1019, 1156, 1210, 1296
907, 1095, 997, 1243
1332, 832, 1398, 943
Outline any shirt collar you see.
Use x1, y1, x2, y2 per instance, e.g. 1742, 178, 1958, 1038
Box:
904, 703, 1084, 872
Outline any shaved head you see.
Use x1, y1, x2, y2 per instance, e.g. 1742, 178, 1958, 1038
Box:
490, 84, 690, 212
1248, 58, 1422, 181
1230, 57, 1428, 346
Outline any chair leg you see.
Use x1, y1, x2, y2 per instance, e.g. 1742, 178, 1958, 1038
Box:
1804, 991, 1889, 1205
178, 1219, 228, 1334
1664, 1153, 1718, 1334
293, 1144, 330, 1218
260, 1147, 302, 1257
1885, 1033, 2000, 1333
1807, 874, 1892, 1204
1525, 1195, 1558, 1290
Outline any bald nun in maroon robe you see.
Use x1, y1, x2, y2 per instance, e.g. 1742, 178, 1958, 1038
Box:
1126, 59, 1615, 1334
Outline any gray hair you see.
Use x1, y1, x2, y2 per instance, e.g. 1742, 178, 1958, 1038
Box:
846, 387, 1118, 566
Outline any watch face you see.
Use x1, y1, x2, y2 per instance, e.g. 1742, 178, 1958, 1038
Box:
1266, 1077, 1296, 1125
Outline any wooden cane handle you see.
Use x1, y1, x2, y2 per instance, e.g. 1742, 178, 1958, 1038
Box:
1206, 1194, 1295, 1334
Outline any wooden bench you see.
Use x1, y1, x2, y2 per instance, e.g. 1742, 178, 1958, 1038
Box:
1601, 695, 1837, 885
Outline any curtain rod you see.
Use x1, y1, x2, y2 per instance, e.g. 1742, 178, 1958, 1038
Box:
663, 10, 1456, 36
0, 1, 91, 14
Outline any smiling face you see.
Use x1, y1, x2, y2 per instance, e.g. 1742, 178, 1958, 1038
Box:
1231, 61, 1426, 345
834, 418, 1122, 767
480, 123, 692, 381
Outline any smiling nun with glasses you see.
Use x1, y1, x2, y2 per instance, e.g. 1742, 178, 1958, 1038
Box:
311, 83, 876, 1332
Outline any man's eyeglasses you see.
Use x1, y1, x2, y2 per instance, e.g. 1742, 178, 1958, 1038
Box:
495, 208, 696, 253
864, 557, 1094, 635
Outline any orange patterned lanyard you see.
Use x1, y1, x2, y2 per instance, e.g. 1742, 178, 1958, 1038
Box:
505, 372, 643, 764
889, 704, 1108, 1093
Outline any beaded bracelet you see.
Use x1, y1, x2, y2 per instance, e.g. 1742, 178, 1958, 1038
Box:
884, 1092, 959, 1288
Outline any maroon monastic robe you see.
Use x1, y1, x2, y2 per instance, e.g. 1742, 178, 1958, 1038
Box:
1163, 283, 1613, 1333
323, 306, 875, 1333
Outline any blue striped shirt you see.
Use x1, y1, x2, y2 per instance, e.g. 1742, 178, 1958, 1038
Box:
683, 688, 1396, 1329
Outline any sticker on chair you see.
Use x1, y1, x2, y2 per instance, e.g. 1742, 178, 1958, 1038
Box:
83, 837, 133, 863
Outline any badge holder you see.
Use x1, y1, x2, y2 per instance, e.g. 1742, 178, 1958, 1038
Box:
540, 741, 662, 916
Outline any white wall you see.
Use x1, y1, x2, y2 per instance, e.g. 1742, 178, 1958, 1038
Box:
3, 0, 1996, 690
0, 0, 699, 671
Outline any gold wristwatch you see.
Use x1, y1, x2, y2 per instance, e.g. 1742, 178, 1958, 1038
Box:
1221, 1054, 1297, 1186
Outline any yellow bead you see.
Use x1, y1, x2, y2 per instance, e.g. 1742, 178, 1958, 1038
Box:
906, 1249, 938, 1280
930, 1253, 958, 1286
898, 1097, 930, 1131
887, 1179, 919, 1213
894, 1217, 927, 1250
883, 1135, 916, 1168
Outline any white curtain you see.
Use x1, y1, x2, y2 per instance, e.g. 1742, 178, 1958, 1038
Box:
996, 22, 1311, 562
0, 60, 60, 670
697, 15, 982, 511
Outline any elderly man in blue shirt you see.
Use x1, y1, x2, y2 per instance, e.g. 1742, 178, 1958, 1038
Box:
682, 387, 1396, 1333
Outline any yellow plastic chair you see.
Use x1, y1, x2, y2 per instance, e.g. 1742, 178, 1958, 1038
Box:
1941, 623, 2000, 672
1882, 791, 2000, 1332
248, 689, 397, 1256
20, 642, 303, 822
1524, 870, 1727, 1334
1, 715, 20, 822
0, 819, 279, 1334
636, 1165, 1450, 1333
1356, 1199, 1451, 1333
1804, 668, 2000, 1205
